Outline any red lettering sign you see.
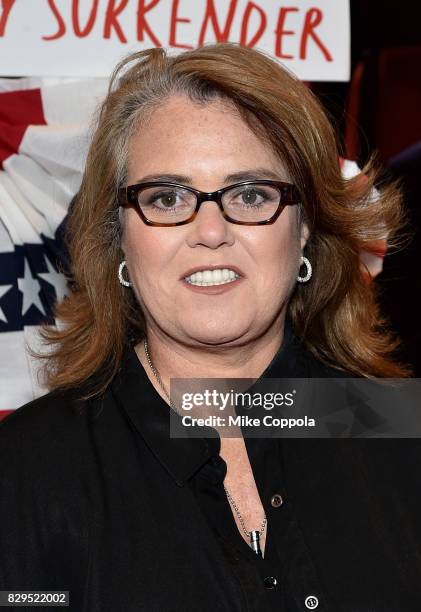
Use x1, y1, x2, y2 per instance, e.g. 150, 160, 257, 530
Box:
300, 8, 332, 61
43, 0, 66, 41
240, 2, 267, 47
1, 0, 342, 79
103, 0, 129, 43
198, 0, 238, 46
137, 0, 162, 46
0, 0, 16, 37
73, 0, 99, 38
169, 0, 193, 49
275, 7, 298, 59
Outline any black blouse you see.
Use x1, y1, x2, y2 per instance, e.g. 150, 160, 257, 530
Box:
1, 322, 420, 611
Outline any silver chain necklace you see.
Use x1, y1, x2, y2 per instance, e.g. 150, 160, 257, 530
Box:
143, 338, 180, 414
143, 337, 267, 557
223, 485, 267, 557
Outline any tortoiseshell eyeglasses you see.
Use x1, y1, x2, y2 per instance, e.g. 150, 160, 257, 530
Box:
118, 180, 301, 226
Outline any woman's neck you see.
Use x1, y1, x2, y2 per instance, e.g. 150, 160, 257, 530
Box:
134, 319, 287, 401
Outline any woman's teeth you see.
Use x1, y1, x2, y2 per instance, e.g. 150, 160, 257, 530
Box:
184, 268, 240, 286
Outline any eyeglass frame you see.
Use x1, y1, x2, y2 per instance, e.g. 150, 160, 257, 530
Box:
118, 179, 302, 226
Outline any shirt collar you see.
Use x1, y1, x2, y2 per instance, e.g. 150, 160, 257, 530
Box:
110, 317, 307, 486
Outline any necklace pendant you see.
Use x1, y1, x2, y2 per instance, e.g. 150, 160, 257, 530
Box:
249, 530, 262, 557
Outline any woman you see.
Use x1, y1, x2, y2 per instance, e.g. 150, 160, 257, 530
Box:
0, 43, 420, 611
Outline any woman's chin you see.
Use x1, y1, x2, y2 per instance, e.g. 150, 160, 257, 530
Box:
180, 322, 252, 346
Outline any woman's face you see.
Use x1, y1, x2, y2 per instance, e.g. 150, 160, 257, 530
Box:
122, 94, 309, 347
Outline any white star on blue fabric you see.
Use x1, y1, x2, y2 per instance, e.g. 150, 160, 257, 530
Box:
0, 284, 13, 323
17, 258, 46, 317
38, 255, 68, 302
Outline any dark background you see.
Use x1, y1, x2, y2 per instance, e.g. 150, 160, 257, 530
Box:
311, 1, 421, 376
312, 0, 421, 161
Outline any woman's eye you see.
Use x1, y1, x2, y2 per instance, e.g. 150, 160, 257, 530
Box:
152, 191, 179, 207
231, 189, 266, 207
146, 190, 189, 209
243, 190, 261, 205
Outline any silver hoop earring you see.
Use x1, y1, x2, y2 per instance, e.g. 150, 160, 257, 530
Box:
118, 260, 132, 287
297, 255, 312, 283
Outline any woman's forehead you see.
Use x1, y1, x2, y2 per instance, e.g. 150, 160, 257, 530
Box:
127, 96, 289, 184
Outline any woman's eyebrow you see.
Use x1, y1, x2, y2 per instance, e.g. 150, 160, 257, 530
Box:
135, 173, 193, 184
223, 169, 285, 183
135, 168, 285, 185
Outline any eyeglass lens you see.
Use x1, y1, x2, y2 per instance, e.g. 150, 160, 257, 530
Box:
135, 183, 283, 223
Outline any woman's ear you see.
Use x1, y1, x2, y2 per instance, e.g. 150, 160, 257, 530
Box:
300, 221, 310, 250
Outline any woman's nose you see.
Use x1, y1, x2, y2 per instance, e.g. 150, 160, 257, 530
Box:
186, 200, 234, 248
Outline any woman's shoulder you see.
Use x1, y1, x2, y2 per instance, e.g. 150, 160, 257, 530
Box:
0, 387, 94, 471
0, 389, 91, 597
0, 387, 86, 434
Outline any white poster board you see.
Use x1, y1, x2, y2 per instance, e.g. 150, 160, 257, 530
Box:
0, 0, 350, 81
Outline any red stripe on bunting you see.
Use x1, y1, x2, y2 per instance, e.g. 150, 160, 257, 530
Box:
0, 88, 45, 125
0, 123, 27, 165
0, 410, 14, 422
0, 88, 46, 168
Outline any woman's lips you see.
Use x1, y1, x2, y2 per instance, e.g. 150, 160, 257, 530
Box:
180, 276, 244, 294
179, 264, 245, 280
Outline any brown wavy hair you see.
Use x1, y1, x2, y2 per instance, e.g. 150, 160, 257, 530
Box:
33, 42, 412, 399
